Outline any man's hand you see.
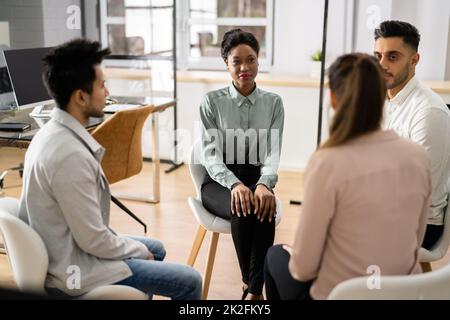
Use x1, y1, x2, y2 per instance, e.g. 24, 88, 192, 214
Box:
231, 183, 254, 217
146, 251, 155, 260
254, 184, 276, 222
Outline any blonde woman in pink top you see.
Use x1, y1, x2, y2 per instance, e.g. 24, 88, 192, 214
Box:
264, 53, 431, 300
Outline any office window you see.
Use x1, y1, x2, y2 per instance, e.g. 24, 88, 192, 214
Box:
99, 0, 176, 98
179, 0, 274, 70
100, 0, 173, 56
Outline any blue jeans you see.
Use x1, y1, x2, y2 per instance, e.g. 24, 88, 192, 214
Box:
115, 236, 202, 300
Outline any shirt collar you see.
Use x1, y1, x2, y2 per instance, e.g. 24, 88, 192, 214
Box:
51, 107, 105, 161
229, 82, 259, 107
389, 76, 419, 107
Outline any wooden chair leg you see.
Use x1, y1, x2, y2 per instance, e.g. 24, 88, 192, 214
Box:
421, 262, 432, 273
0, 243, 5, 255
187, 225, 207, 266
202, 232, 219, 300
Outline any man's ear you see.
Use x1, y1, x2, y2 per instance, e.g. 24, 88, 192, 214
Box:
411, 52, 420, 67
72, 89, 88, 106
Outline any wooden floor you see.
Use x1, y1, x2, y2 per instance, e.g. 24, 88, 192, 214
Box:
1, 146, 449, 299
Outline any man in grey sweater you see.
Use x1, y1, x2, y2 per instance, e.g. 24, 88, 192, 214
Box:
18, 39, 202, 299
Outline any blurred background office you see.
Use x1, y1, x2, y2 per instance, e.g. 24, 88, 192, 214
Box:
0, 0, 449, 299
0, 0, 449, 168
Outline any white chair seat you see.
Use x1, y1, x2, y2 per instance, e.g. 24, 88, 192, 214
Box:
328, 262, 450, 300
419, 246, 447, 263
80, 285, 148, 300
0, 197, 20, 217
0, 196, 147, 300
188, 198, 231, 234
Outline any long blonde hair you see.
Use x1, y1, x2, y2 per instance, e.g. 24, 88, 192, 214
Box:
322, 53, 386, 148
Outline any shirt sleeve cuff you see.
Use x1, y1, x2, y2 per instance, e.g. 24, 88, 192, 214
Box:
225, 175, 241, 190
257, 176, 274, 189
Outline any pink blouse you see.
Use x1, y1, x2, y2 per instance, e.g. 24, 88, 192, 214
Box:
289, 130, 431, 299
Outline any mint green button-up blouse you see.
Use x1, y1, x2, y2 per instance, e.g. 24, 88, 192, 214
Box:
199, 83, 284, 190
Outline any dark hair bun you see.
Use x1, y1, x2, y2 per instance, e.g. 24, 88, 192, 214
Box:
220, 28, 260, 60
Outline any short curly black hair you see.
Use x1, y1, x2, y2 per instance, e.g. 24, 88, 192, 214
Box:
374, 20, 420, 52
220, 28, 260, 61
42, 39, 110, 110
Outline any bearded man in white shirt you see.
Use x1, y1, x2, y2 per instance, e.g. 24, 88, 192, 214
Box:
374, 20, 450, 250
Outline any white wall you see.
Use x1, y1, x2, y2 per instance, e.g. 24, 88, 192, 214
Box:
0, 21, 10, 46
271, 0, 324, 75
0, 0, 45, 49
402, 0, 450, 80
352, 0, 450, 81
42, 0, 82, 47
447, 18, 450, 80
352, 0, 392, 54
0, 0, 83, 48
266, 0, 350, 75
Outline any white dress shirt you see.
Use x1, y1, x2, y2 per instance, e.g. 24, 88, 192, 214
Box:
382, 76, 450, 225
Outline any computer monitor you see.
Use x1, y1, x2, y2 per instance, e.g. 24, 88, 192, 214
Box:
0, 45, 15, 111
3, 47, 54, 110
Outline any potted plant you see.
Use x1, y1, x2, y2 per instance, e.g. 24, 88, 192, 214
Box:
310, 50, 323, 79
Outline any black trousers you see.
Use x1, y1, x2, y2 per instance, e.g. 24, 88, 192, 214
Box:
201, 164, 275, 295
264, 244, 313, 300
422, 224, 444, 250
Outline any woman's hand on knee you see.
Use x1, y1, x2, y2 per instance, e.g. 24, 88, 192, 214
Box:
231, 183, 254, 217
254, 185, 276, 222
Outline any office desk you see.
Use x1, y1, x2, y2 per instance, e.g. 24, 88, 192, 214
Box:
0, 108, 103, 147
0, 97, 175, 204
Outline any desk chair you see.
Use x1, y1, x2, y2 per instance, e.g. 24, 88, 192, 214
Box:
186, 141, 283, 299
91, 105, 155, 234
328, 262, 450, 299
419, 177, 450, 272
0, 197, 147, 300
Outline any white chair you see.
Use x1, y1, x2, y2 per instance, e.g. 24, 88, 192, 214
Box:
419, 178, 450, 272
186, 141, 282, 299
328, 263, 450, 300
0, 197, 147, 300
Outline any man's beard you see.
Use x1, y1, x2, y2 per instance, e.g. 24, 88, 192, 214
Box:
87, 105, 104, 118
385, 63, 410, 90
90, 109, 104, 118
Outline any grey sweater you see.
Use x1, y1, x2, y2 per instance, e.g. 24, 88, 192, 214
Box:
18, 108, 148, 296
